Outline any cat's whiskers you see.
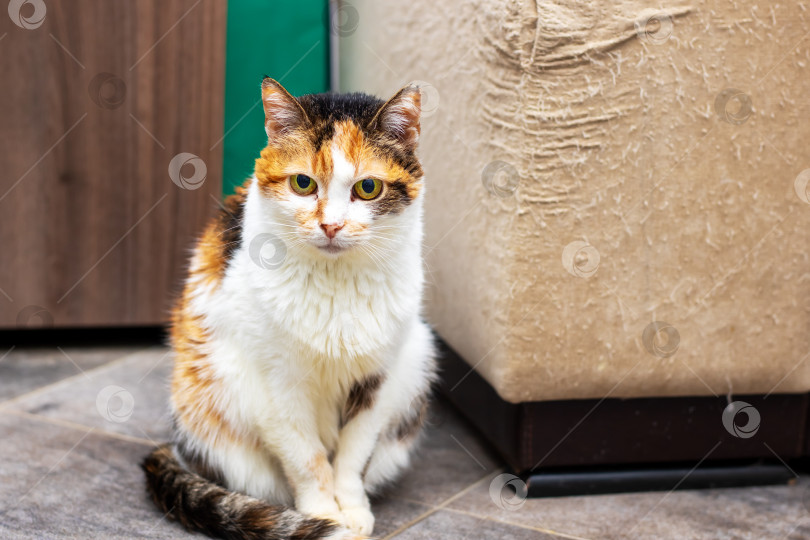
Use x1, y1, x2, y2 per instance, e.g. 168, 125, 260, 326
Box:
218, 225, 243, 237
361, 240, 401, 271
357, 244, 388, 272
257, 222, 301, 231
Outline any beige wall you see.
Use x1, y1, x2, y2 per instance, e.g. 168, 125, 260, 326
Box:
339, 0, 810, 402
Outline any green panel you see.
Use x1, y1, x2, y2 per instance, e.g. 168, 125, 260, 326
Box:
221, 0, 330, 196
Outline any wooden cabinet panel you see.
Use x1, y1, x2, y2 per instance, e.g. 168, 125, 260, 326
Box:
0, 0, 226, 328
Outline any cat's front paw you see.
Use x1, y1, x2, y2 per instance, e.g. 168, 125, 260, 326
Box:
341, 506, 375, 536
308, 508, 348, 528
299, 498, 348, 528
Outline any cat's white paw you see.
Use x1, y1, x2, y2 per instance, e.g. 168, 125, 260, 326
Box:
309, 509, 349, 528
341, 506, 375, 536
300, 499, 349, 528
326, 529, 368, 540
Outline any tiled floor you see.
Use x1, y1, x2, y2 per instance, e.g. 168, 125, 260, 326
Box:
0, 344, 807, 539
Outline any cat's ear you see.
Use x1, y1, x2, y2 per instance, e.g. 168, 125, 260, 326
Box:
371, 84, 421, 150
261, 77, 309, 139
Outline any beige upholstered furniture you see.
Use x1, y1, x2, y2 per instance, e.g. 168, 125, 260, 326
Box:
338, 0, 810, 404
338, 1, 810, 481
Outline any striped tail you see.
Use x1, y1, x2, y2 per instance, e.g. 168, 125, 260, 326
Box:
142, 444, 359, 540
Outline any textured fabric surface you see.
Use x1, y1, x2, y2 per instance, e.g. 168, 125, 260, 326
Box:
339, 0, 810, 402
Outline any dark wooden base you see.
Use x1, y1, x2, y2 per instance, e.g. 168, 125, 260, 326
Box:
438, 340, 808, 491
524, 463, 794, 497
0, 326, 166, 348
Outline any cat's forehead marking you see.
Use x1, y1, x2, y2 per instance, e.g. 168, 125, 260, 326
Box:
330, 143, 357, 185
311, 144, 333, 182
331, 120, 366, 165
320, 145, 356, 225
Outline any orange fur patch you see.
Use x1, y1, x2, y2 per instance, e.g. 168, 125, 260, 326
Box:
254, 143, 335, 198
170, 297, 259, 451
333, 121, 366, 166
189, 188, 246, 289
313, 144, 333, 181
306, 451, 333, 493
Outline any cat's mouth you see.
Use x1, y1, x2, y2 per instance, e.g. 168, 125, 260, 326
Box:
318, 243, 348, 255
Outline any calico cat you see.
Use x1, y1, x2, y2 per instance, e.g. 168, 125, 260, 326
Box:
141, 78, 436, 540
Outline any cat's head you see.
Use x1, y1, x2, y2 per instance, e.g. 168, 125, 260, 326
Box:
253, 78, 423, 257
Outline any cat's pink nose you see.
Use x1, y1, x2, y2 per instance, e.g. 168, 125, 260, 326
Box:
320, 222, 344, 239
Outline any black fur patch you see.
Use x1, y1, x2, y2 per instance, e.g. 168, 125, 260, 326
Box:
367, 132, 423, 179
219, 189, 246, 262
372, 179, 413, 217
391, 395, 429, 441
343, 372, 385, 424
298, 92, 383, 150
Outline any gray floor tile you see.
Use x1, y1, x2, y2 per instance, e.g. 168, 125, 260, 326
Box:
0, 409, 441, 540
0, 412, 191, 539
391, 509, 558, 539
447, 470, 809, 540
2, 351, 503, 537
14, 347, 804, 539
7, 347, 174, 443
0, 345, 140, 401
371, 497, 430, 538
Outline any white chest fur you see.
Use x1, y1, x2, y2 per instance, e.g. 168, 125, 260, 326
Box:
194, 179, 425, 383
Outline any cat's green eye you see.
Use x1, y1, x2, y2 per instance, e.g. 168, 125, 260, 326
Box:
290, 174, 317, 196
353, 178, 382, 200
